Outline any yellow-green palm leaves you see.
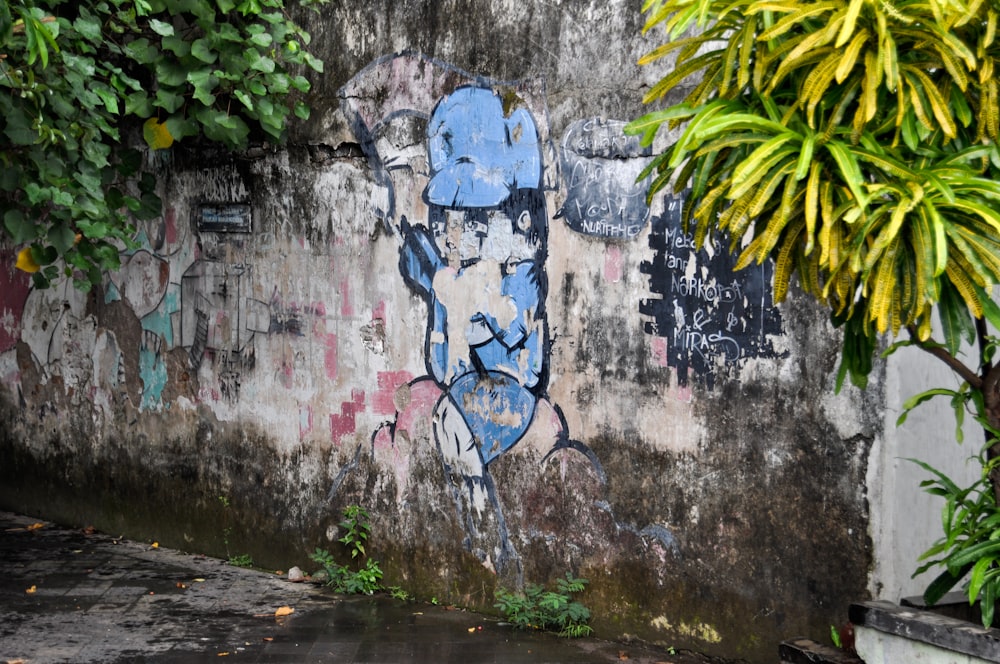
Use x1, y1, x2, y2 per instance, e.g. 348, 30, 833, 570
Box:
628, 0, 1000, 383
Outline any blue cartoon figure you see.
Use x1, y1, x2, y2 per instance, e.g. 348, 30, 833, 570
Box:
339, 59, 603, 576
400, 86, 548, 468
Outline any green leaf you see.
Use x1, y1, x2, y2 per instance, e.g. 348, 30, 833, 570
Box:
938, 280, 976, 356
72, 14, 102, 41
155, 88, 185, 113
233, 89, 254, 111
191, 38, 218, 64
4, 210, 36, 243
302, 52, 323, 72
294, 100, 310, 120
124, 38, 157, 65
245, 49, 275, 73
898, 388, 960, 426
161, 34, 192, 56
982, 579, 997, 628
93, 86, 120, 114
165, 115, 200, 141
0, 1, 12, 44
148, 18, 174, 36
4, 108, 37, 146
922, 566, 967, 606
946, 541, 1000, 573
48, 224, 77, 254
135, 192, 163, 220
155, 60, 188, 86
248, 31, 273, 48
188, 69, 219, 106
125, 91, 154, 117
237, 0, 263, 15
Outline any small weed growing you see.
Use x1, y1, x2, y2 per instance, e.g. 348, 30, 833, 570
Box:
388, 586, 412, 601
495, 573, 592, 638
310, 505, 383, 595
228, 553, 254, 568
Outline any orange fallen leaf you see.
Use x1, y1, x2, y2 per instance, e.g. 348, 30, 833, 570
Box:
274, 606, 294, 617
176, 582, 187, 589
25, 585, 36, 594
467, 627, 476, 633
26, 523, 44, 531
262, 637, 274, 642
217, 652, 229, 657
151, 542, 159, 548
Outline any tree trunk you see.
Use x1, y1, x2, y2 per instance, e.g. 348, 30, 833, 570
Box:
976, 322, 1000, 504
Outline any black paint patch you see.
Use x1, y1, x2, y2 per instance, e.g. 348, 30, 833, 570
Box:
640, 192, 785, 388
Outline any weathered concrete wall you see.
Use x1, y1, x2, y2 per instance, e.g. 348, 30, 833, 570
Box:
0, 3, 882, 662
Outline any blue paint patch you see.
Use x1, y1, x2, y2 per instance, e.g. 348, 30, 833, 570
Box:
139, 347, 167, 411
141, 286, 180, 346
449, 371, 537, 464
425, 87, 541, 208
105, 281, 121, 304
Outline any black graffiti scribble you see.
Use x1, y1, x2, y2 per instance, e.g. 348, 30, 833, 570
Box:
640, 192, 785, 389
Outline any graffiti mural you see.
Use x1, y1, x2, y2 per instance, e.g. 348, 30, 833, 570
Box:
340, 54, 605, 575
557, 118, 652, 240
640, 191, 785, 389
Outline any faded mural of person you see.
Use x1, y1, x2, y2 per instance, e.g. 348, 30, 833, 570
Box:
339, 55, 603, 576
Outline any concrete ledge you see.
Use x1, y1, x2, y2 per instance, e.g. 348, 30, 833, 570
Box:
778, 637, 863, 663
849, 600, 1000, 663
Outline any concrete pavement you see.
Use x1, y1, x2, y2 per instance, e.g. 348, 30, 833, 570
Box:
0, 511, 717, 664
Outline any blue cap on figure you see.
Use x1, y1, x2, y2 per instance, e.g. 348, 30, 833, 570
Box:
424, 87, 542, 208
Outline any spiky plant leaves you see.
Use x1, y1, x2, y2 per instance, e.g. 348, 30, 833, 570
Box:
627, 0, 1000, 383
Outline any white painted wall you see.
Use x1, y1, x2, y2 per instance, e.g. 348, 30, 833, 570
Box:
870, 335, 983, 603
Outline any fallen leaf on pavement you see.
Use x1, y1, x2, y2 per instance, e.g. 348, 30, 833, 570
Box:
467, 627, 476, 633
27, 523, 44, 531
25, 585, 36, 594
274, 606, 294, 617
193, 578, 206, 582
176, 582, 187, 589
262, 637, 274, 642
151, 542, 159, 549
217, 652, 229, 657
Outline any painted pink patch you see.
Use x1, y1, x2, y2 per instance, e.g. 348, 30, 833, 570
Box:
650, 337, 669, 368
330, 390, 365, 444
394, 378, 442, 435
604, 245, 623, 283
0, 250, 32, 353
340, 276, 354, 317
164, 207, 177, 245
373, 370, 414, 415
672, 368, 693, 402
323, 333, 337, 381
372, 300, 386, 321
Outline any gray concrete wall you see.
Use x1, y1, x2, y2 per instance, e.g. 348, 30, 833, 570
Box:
0, 3, 884, 662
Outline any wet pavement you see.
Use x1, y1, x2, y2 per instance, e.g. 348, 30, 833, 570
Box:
0, 511, 718, 664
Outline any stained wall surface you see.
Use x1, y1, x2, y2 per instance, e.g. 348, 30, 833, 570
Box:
0, 3, 884, 662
